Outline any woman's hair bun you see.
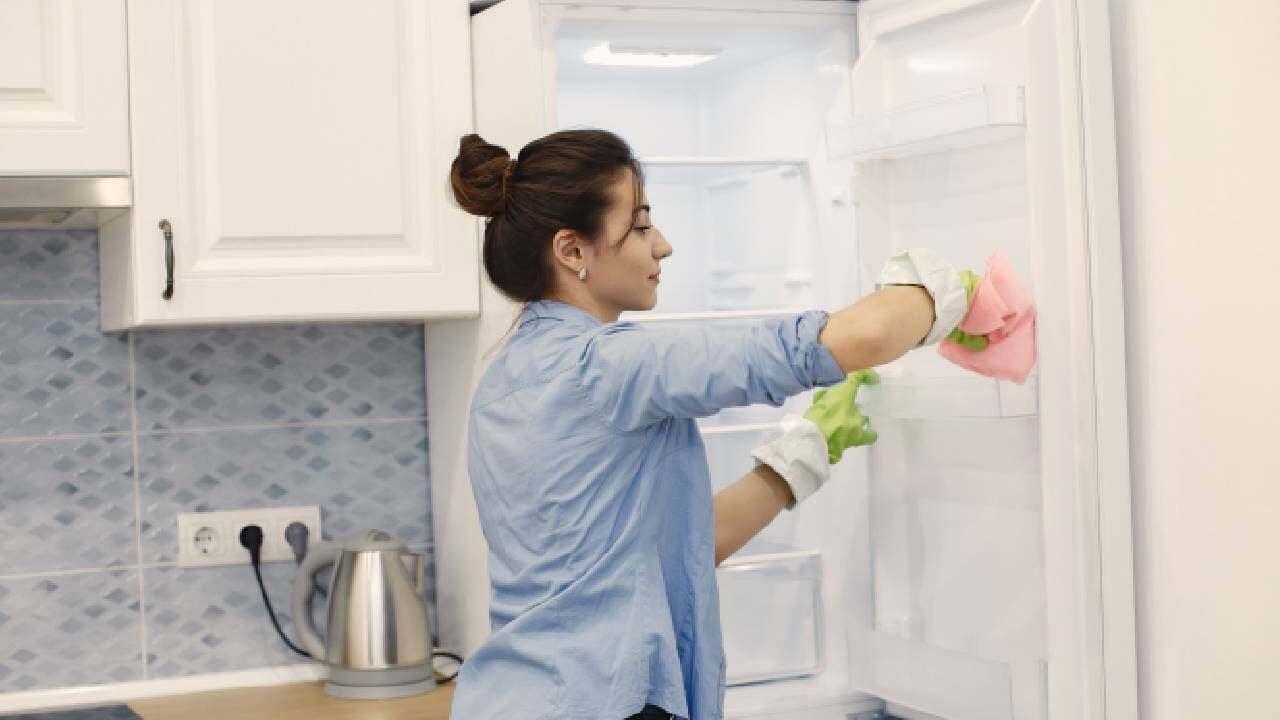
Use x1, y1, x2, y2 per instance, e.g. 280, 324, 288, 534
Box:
450, 134, 513, 218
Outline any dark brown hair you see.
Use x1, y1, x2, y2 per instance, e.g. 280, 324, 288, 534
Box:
449, 129, 644, 303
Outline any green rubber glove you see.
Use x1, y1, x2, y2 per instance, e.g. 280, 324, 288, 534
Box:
945, 269, 989, 351
803, 369, 881, 463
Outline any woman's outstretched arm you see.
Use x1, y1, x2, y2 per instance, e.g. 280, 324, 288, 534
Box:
714, 284, 938, 565
713, 465, 793, 566
819, 285, 936, 372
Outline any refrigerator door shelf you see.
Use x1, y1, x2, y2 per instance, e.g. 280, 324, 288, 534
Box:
827, 85, 1026, 162
859, 374, 1039, 419
849, 628, 1047, 720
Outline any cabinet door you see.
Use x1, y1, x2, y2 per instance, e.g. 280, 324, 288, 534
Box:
103, 0, 477, 328
0, 0, 129, 175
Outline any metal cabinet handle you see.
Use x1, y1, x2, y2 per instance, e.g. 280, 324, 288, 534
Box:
159, 219, 175, 300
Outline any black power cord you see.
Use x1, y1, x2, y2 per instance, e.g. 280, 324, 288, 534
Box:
433, 650, 463, 684
239, 524, 312, 659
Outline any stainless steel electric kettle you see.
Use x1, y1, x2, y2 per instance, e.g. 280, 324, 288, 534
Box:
292, 530, 435, 699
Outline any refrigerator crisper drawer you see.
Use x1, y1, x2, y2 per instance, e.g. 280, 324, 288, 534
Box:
717, 544, 824, 686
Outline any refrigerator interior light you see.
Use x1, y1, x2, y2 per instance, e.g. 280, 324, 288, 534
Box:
583, 42, 722, 68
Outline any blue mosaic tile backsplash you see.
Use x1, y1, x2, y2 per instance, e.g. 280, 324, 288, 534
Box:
0, 230, 436, 694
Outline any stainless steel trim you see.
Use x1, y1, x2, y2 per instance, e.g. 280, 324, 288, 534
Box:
0, 176, 132, 209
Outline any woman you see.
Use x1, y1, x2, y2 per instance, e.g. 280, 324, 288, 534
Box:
447, 129, 973, 720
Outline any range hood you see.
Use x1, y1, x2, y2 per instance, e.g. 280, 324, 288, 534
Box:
0, 176, 132, 229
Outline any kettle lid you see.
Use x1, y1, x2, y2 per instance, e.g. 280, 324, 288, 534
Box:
340, 529, 409, 553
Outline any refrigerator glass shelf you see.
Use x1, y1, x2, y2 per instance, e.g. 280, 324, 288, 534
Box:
641, 157, 809, 186
721, 538, 819, 569
827, 85, 1026, 162
698, 421, 779, 436
859, 374, 1039, 419
622, 308, 805, 323
643, 156, 809, 166
697, 391, 812, 433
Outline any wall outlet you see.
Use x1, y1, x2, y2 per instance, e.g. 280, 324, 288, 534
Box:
176, 506, 322, 567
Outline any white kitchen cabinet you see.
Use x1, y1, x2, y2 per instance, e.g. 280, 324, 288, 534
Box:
100, 0, 478, 329
0, 0, 130, 175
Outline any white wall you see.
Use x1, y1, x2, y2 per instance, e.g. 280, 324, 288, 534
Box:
1109, 2, 1280, 717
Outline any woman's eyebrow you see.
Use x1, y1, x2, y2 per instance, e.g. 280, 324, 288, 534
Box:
634, 204, 651, 216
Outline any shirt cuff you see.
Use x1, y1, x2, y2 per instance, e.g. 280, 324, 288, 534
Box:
798, 310, 847, 387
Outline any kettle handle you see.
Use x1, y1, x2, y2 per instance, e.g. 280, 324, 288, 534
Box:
291, 540, 341, 660
406, 551, 426, 597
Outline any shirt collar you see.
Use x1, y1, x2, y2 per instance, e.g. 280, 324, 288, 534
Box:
520, 300, 605, 330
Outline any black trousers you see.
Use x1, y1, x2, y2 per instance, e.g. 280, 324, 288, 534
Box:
624, 704, 675, 719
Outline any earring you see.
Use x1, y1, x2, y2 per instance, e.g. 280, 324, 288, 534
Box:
577, 265, 588, 281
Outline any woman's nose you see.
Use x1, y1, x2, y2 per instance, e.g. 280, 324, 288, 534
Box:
655, 229, 673, 259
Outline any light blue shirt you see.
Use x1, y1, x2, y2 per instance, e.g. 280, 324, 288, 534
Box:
450, 300, 845, 720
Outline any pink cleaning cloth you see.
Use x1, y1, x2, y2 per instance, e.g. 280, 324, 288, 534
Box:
938, 252, 1037, 384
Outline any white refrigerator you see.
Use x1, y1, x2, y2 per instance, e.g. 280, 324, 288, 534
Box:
426, 1, 1137, 718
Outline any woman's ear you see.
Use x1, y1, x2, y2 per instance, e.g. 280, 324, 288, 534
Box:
551, 229, 586, 274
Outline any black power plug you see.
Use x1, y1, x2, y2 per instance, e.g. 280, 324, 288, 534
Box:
239, 523, 311, 659
238, 524, 264, 563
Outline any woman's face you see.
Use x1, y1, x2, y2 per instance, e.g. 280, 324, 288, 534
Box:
584, 169, 673, 317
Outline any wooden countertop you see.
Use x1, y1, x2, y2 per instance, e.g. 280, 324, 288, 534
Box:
129, 681, 454, 720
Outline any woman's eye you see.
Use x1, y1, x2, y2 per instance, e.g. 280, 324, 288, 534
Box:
635, 225, 652, 234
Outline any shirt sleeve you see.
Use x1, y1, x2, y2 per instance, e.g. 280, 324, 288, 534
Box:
573, 311, 847, 432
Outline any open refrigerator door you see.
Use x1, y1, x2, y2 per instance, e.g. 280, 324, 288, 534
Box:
454, 1, 1137, 718
827, 1, 1135, 717
832, 2, 1045, 718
